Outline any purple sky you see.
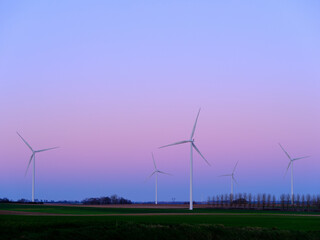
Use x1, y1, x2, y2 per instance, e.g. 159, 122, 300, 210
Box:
0, 1, 319, 202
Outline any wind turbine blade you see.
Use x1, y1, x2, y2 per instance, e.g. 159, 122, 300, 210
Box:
145, 171, 156, 182
233, 161, 239, 174
159, 140, 189, 149
36, 147, 59, 153
293, 156, 310, 161
279, 143, 292, 160
232, 176, 238, 185
158, 170, 172, 176
284, 161, 291, 177
152, 152, 157, 170
219, 174, 231, 177
25, 153, 34, 177
190, 108, 201, 139
192, 143, 210, 166
17, 132, 33, 151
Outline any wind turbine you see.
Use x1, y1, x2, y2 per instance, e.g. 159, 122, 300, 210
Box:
17, 132, 59, 202
159, 108, 210, 210
146, 153, 170, 205
279, 143, 310, 205
219, 161, 239, 198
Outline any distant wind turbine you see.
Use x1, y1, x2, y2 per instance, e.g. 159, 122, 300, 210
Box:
279, 143, 310, 205
17, 132, 59, 202
146, 153, 171, 205
219, 161, 239, 197
159, 108, 210, 210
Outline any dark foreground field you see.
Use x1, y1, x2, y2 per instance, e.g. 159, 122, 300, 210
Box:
1, 204, 320, 240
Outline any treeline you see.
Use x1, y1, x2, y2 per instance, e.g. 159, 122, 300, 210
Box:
0, 198, 81, 204
0, 198, 10, 203
82, 194, 132, 205
0, 198, 40, 203
0, 195, 132, 205
207, 193, 320, 211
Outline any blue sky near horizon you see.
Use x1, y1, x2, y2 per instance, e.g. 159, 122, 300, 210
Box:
0, 0, 319, 202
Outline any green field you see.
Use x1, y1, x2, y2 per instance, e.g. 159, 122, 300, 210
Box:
1, 204, 320, 239
2, 203, 320, 216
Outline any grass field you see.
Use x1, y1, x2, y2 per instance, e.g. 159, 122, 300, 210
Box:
2, 203, 320, 215
1, 204, 320, 239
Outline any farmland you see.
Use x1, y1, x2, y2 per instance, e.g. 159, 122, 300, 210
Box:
1, 204, 320, 240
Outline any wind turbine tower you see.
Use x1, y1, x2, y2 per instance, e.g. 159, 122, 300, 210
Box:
17, 132, 59, 202
279, 143, 310, 205
146, 152, 170, 204
219, 161, 239, 197
159, 108, 210, 210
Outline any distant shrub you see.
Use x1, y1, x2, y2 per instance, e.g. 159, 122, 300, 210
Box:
82, 195, 132, 205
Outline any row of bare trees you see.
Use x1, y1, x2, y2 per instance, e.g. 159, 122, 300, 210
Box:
207, 193, 320, 211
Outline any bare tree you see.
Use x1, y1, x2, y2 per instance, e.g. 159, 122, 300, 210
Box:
301, 194, 305, 210
248, 193, 252, 209
292, 194, 295, 208
306, 194, 311, 211
252, 194, 256, 209
285, 194, 290, 210
216, 195, 220, 207
257, 194, 261, 209
243, 193, 247, 209
292, 194, 295, 210
238, 193, 243, 208
224, 194, 229, 208
266, 194, 271, 209
212, 196, 216, 207
280, 194, 285, 210
221, 194, 224, 208
234, 193, 239, 207
110, 194, 118, 204
230, 193, 233, 207
312, 195, 316, 209
296, 194, 301, 209
272, 195, 276, 209
262, 194, 266, 210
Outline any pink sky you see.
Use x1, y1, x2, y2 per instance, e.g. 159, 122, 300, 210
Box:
0, 0, 319, 201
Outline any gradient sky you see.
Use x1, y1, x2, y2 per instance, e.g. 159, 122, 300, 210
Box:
0, 0, 319, 202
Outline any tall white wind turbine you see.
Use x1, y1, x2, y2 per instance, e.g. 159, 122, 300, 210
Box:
17, 132, 59, 202
219, 161, 239, 197
279, 143, 310, 205
159, 108, 210, 210
146, 153, 171, 205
